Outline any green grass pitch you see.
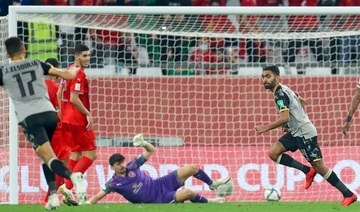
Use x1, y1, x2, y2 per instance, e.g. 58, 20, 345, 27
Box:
0, 202, 357, 212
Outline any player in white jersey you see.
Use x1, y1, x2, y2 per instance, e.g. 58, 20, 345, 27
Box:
0, 37, 86, 209
342, 78, 360, 135
255, 65, 356, 207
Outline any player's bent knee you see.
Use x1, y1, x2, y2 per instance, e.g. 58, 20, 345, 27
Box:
36, 142, 57, 163
84, 150, 97, 161
311, 160, 328, 175
175, 189, 196, 202
188, 164, 200, 172
268, 151, 278, 162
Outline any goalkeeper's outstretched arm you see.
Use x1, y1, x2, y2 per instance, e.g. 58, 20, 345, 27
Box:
87, 190, 108, 205
133, 134, 155, 160
142, 141, 155, 160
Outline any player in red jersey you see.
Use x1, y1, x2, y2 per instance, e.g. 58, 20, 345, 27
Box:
41, 58, 76, 206
58, 44, 97, 204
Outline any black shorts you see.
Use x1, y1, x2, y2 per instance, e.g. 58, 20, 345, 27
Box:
279, 132, 323, 162
19, 111, 58, 150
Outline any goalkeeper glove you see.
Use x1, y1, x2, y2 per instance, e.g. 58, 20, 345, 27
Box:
133, 134, 148, 147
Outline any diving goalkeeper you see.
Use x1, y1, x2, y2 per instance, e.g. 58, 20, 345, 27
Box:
87, 134, 230, 204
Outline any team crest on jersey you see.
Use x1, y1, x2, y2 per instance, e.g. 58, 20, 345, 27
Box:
128, 171, 136, 178
75, 83, 81, 91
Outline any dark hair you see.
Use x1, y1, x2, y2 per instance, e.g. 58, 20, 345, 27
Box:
210, 0, 221, 5
45, 58, 59, 68
74, 44, 89, 55
5, 37, 24, 57
109, 153, 125, 166
263, 65, 280, 76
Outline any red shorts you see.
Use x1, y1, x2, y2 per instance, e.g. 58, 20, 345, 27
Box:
51, 123, 70, 161
62, 123, 96, 152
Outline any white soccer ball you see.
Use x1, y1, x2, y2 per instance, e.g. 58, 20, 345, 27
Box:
264, 188, 281, 201
215, 180, 235, 197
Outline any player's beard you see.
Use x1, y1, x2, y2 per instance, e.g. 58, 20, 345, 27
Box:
119, 167, 126, 175
264, 81, 276, 90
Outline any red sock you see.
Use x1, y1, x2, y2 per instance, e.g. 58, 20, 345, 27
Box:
65, 159, 78, 190
73, 156, 94, 174
42, 189, 50, 206
55, 175, 65, 190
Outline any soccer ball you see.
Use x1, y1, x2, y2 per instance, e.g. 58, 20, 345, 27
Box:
264, 188, 281, 201
215, 180, 235, 197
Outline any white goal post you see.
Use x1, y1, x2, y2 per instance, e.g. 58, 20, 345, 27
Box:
2, 6, 360, 205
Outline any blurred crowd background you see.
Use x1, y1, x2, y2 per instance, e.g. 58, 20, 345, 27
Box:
1, 0, 360, 75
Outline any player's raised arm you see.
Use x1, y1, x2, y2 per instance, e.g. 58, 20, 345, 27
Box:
48, 66, 79, 80
87, 190, 108, 205
41, 60, 79, 80
40, 60, 77, 80
133, 134, 155, 160
343, 87, 360, 135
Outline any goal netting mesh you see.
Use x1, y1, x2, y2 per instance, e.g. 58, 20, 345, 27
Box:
1, 7, 360, 204
0, 16, 10, 204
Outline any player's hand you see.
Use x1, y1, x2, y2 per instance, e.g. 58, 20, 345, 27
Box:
57, 110, 62, 120
281, 125, 291, 133
255, 126, 267, 134
342, 122, 351, 135
86, 115, 93, 130
133, 134, 148, 147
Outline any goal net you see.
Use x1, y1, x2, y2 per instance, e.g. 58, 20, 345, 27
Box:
2, 6, 360, 204
0, 16, 10, 204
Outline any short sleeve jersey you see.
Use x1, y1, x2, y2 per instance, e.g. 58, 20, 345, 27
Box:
0, 59, 55, 122
61, 64, 90, 126
103, 155, 157, 203
273, 83, 317, 139
45, 79, 59, 109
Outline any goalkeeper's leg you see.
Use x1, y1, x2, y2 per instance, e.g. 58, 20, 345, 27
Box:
176, 165, 230, 190
174, 189, 224, 203
177, 165, 213, 186
175, 189, 208, 203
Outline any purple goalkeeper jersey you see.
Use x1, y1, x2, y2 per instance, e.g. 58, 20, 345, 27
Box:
103, 154, 182, 203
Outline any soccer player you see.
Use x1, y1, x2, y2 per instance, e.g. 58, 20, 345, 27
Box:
87, 134, 230, 204
58, 44, 97, 204
42, 58, 77, 206
342, 79, 360, 135
255, 65, 357, 207
0, 37, 86, 209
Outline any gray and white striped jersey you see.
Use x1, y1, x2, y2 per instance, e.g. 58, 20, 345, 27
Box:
0, 59, 55, 122
273, 83, 317, 139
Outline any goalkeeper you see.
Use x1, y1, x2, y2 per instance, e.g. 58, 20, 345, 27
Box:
87, 134, 230, 204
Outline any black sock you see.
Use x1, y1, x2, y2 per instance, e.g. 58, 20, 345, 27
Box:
49, 159, 72, 179
42, 164, 57, 195
278, 154, 310, 174
325, 171, 353, 197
